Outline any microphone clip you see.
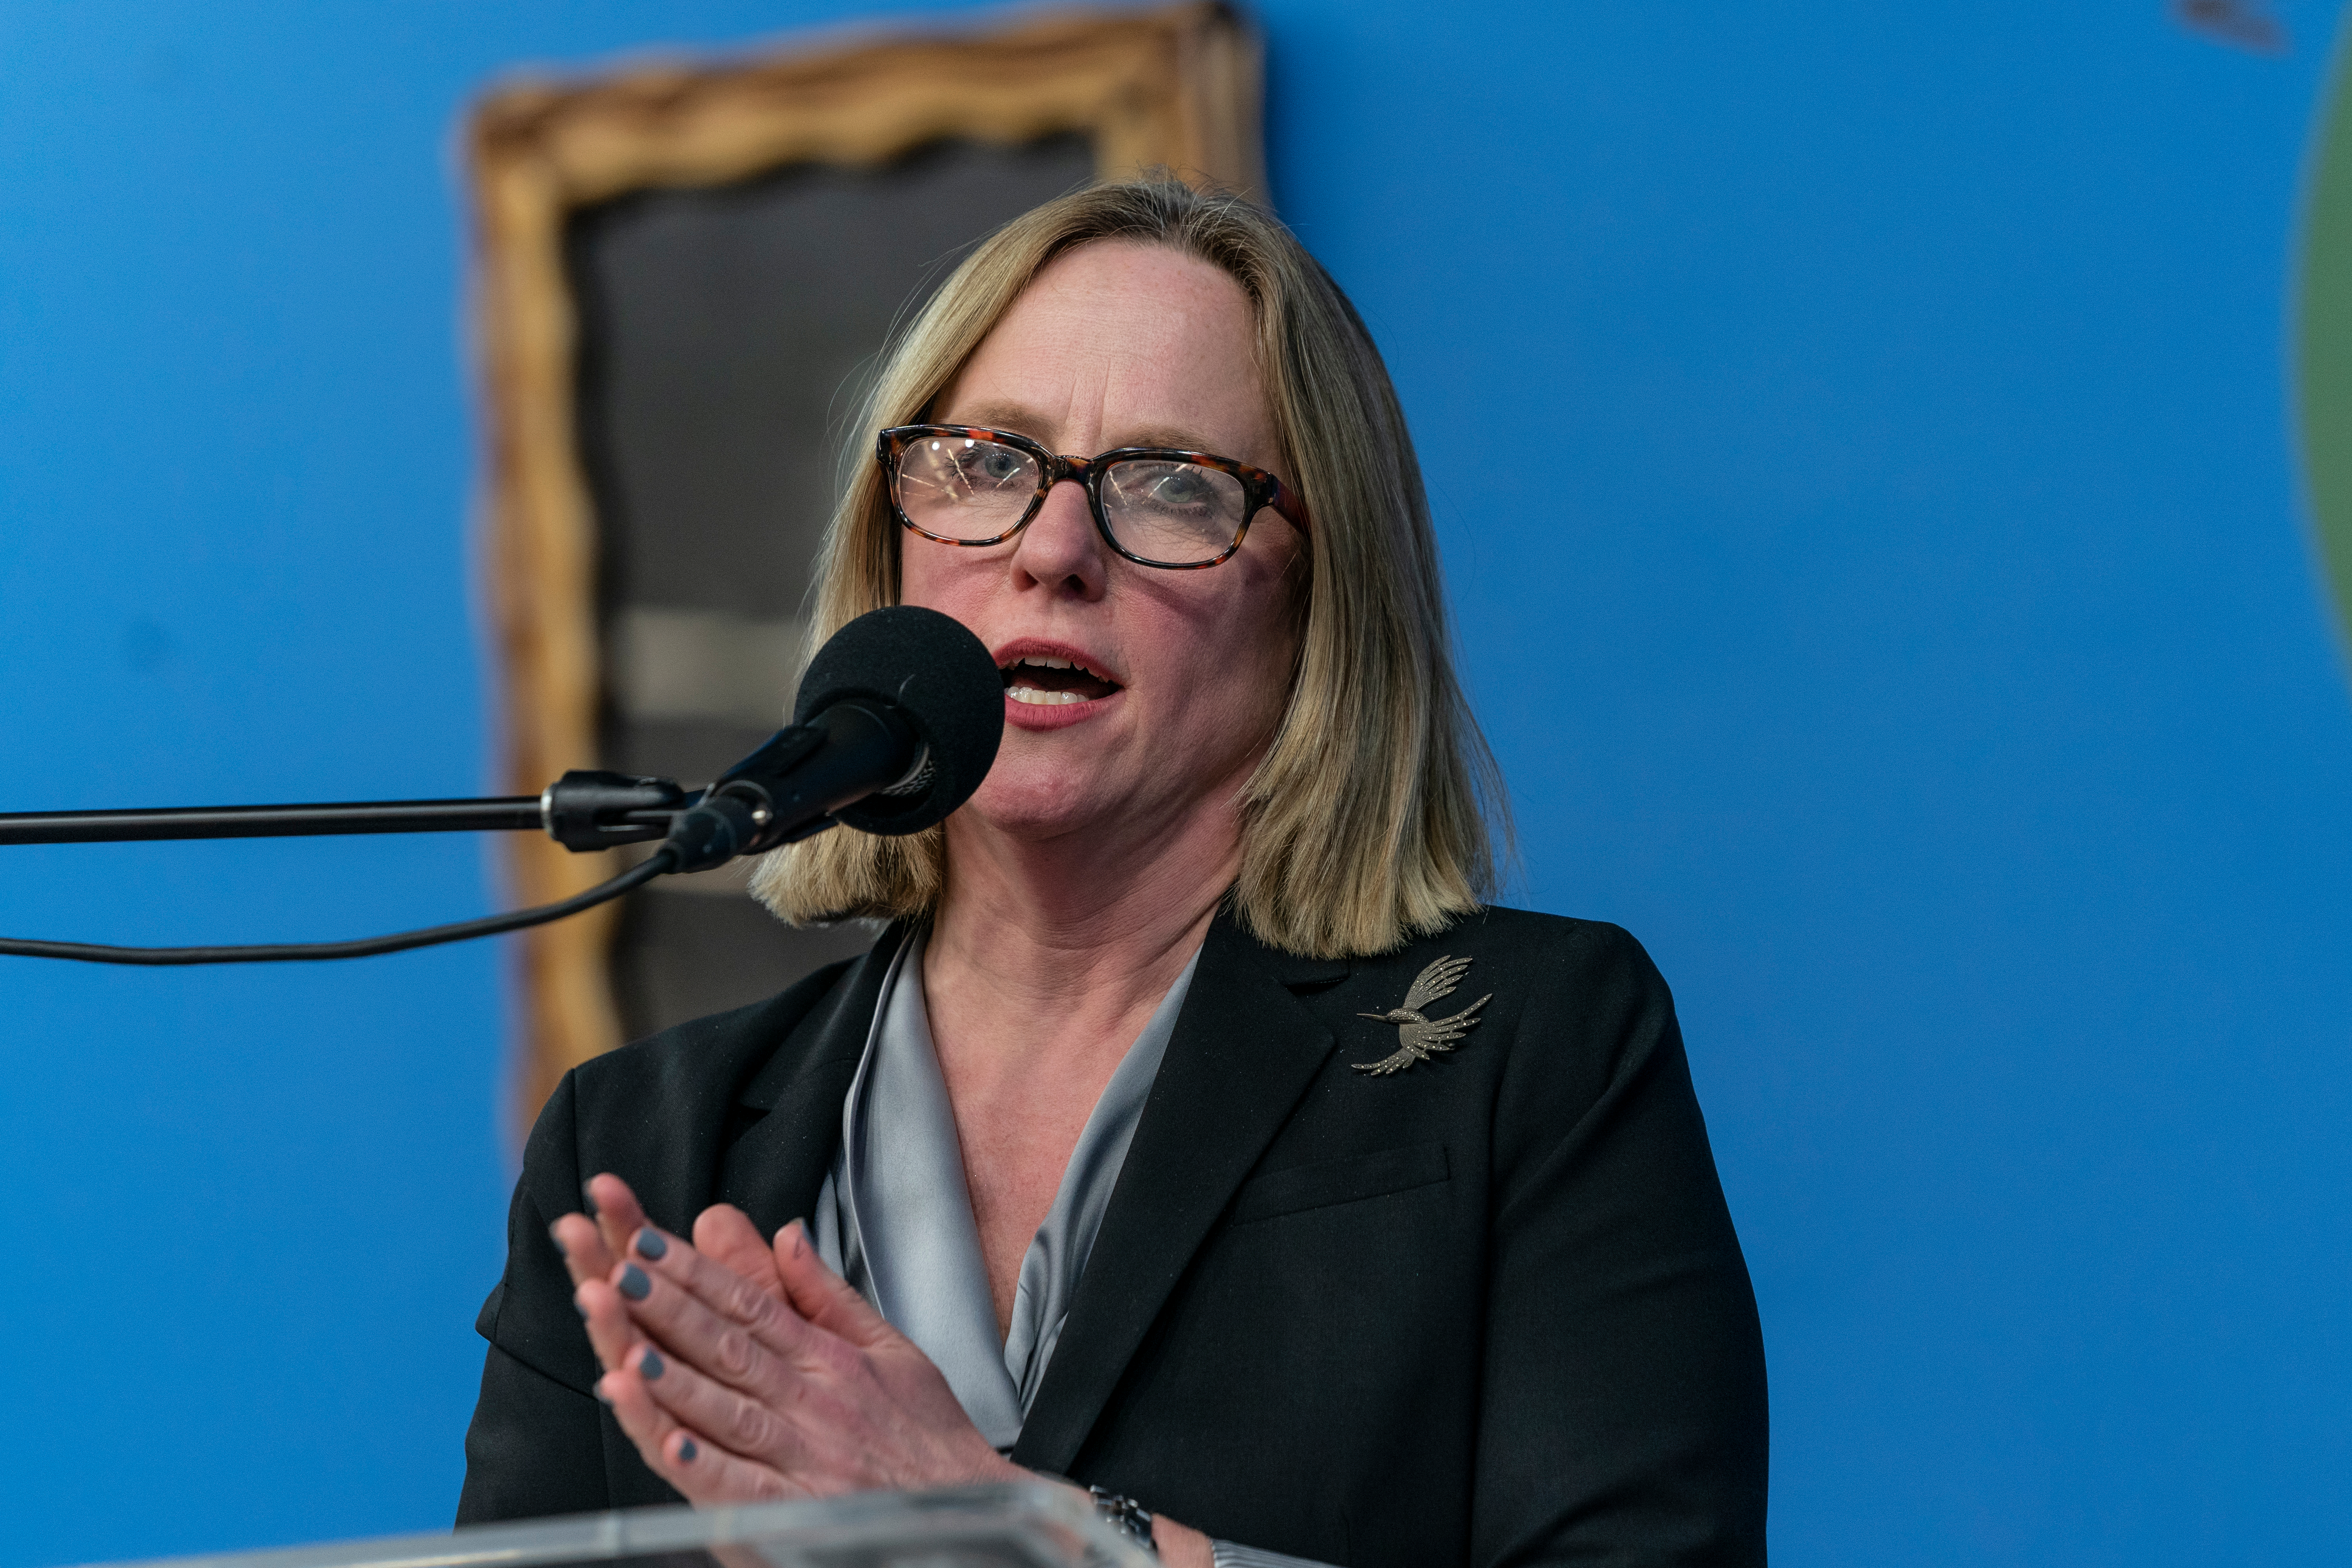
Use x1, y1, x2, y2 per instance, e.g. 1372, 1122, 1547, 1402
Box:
541, 771, 692, 852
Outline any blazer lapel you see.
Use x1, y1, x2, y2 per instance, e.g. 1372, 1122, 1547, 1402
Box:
722, 922, 908, 1238
1012, 914, 1349, 1473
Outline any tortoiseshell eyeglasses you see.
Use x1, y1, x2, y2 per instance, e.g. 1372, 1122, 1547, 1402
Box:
877, 425, 1310, 571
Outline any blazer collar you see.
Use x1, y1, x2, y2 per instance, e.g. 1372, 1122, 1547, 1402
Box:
722, 922, 911, 1238
1011, 910, 1349, 1472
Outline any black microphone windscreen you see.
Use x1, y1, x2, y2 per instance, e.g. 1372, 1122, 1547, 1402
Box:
791, 605, 1003, 835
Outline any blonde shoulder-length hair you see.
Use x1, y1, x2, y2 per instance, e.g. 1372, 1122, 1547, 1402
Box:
750, 178, 1503, 958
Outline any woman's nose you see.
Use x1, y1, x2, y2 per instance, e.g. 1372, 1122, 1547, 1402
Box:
1009, 477, 1108, 597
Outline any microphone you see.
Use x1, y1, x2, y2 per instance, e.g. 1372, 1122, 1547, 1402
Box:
0, 604, 1002, 964
662, 605, 1004, 872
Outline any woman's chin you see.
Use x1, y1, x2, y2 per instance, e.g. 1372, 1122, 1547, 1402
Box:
956, 768, 1130, 844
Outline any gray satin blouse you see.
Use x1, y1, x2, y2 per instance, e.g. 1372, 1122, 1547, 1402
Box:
808, 930, 1328, 1568
811, 929, 1197, 1447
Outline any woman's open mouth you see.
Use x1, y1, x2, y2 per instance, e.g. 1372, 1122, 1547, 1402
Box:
1001, 653, 1122, 707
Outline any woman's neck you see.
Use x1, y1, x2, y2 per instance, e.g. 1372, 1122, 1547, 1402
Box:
922, 793, 1241, 1334
926, 797, 1238, 1043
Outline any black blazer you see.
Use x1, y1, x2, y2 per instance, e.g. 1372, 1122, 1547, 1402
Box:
457, 906, 1768, 1566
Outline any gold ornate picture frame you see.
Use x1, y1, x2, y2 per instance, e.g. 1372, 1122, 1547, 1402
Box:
466, 2, 1266, 1137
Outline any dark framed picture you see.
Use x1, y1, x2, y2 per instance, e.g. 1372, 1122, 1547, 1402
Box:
466, 2, 1267, 1134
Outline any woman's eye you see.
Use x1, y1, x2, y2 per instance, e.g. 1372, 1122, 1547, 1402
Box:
1147, 470, 1217, 506
962, 448, 1027, 485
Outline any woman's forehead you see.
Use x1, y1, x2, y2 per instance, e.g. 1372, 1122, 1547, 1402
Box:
938, 241, 1270, 452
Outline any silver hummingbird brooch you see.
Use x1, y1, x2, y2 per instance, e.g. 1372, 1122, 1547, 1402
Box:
1352, 954, 1491, 1075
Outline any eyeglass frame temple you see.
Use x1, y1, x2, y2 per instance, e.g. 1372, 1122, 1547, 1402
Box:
875, 424, 1310, 571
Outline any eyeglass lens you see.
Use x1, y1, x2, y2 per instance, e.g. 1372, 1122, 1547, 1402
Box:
894, 434, 1248, 564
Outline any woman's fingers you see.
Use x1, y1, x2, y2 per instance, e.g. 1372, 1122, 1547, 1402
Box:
692, 1204, 788, 1304
619, 1269, 996, 1496
773, 1219, 898, 1349
570, 1187, 1011, 1501
763, 1220, 996, 1459
658, 1426, 794, 1505
609, 1219, 1015, 1497
549, 1212, 613, 1289
555, 1176, 673, 1367
599, 1348, 796, 1504
554, 1207, 644, 1369
566, 1187, 806, 1395
642, 1221, 807, 1338
620, 1329, 829, 1481
584, 1173, 653, 1265
607, 1238, 822, 1399
574, 1275, 648, 1376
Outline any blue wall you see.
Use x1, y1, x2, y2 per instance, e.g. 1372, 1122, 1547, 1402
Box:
2, 2, 2347, 1563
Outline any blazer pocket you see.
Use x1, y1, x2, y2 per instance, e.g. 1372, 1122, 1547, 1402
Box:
1228, 1141, 1450, 1226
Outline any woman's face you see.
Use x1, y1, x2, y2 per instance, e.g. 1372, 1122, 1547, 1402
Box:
900, 239, 1306, 854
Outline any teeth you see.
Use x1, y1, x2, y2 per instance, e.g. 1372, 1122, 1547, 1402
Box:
1008, 685, 1087, 706
1005, 652, 1111, 679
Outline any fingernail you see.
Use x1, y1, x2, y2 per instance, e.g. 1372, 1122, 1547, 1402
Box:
548, 1225, 567, 1256
618, 1264, 650, 1301
574, 1298, 589, 1320
640, 1348, 665, 1381
594, 1379, 613, 1406
788, 1220, 805, 1259
678, 1437, 698, 1463
633, 1229, 668, 1260
580, 1183, 599, 1218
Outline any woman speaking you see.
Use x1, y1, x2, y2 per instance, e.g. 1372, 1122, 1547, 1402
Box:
456, 180, 1768, 1567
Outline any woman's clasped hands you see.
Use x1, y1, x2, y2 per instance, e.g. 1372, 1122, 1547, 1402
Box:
551, 1172, 1022, 1504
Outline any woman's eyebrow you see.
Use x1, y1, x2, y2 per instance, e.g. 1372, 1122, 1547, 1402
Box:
1109, 425, 1223, 453
946, 405, 1225, 456
953, 401, 1049, 434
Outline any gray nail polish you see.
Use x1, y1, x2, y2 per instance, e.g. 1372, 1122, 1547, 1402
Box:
634, 1229, 668, 1260
575, 1299, 589, 1320
618, 1264, 651, 1301
580, 1183, 599, 1218
640, 1348, 665, 1381
678, 1437, 698, 1463
594, 1383, 613, 1406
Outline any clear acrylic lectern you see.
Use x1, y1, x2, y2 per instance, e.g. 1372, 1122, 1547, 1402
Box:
76, 1485, 1154, 1568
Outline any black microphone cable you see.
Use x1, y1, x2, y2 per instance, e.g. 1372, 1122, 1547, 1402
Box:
0, 843, 680, 966
0, 602, 1005, 969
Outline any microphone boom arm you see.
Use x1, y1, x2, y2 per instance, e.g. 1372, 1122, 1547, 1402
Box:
0, 602, 998, 965
0, 771, 691, 851
0, 771, 702, 966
